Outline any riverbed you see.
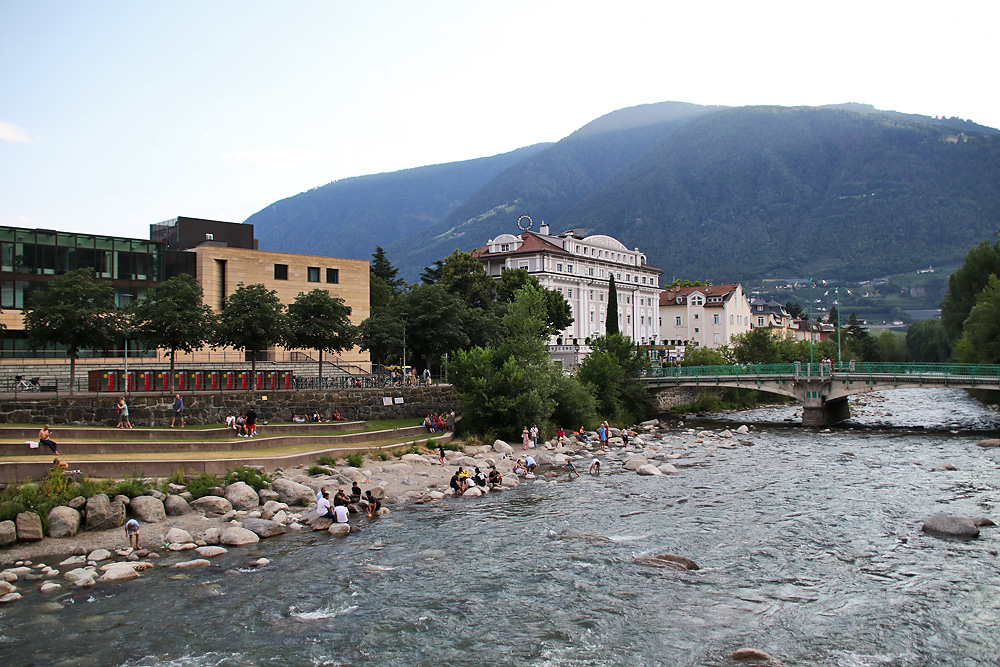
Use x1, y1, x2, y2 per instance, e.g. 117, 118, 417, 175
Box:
2, 388, 999, 666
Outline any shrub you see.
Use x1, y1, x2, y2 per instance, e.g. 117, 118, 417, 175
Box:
225, 466, 273, 491
317, 455, 337, 466
405, 442, 422, 455
306, 465, 328, 476
345, 453, 364, 468
185, 472, 221, 500
424, 439, 436, 450
167, 468, 186, 486
113, 477, 150, 499
443, 442, 464, 452
376, 450, 391, 461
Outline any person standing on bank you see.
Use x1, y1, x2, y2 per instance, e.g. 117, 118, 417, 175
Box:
117, 396, 132, 429
171, 394, 184, 428
39, 424, 58, 455
245, 405, 257, 437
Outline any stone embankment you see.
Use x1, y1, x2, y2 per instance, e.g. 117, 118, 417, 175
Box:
0, 385, 458, 426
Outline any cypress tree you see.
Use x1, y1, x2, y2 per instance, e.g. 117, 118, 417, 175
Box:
606, 274, 620, 335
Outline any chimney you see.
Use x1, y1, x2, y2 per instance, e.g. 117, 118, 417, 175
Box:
539, 221, 550, 235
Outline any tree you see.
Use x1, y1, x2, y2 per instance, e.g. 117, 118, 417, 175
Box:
22, 267, 118, 394
577, 333, 651, 424
905, 319, 951, 362
606, 274, 620, 336
941, 239, 1000, 341
439, 249, 494, 310
730, 328, 781, 364
371, 246, 404, 295
286, 289, 354, 381
954, 274, 1000, 364
827, 305, 839, 325
214, 283, 288, 379
495, 268, 573, 337
785, 301, 804, 319
419, 260, 444, 285
131, 274, 216, 392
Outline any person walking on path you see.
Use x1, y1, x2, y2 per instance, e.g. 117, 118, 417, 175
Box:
530, 424, 539, 448
170, 394, 184, 428
438, 443, 447, 466
38, 424, 58, 455
116, 396, 132, 429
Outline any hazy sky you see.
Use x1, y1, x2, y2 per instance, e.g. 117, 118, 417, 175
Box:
2, 0, 996, 240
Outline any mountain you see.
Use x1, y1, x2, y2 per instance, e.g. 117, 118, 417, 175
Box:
244, 102, 1000, 283
245, 143, 550, 260
562, 106, 1000, 281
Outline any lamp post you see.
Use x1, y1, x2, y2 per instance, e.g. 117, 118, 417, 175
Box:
808, 278, 814, 367
121, 294, 135, 396
400, 313, 408, 384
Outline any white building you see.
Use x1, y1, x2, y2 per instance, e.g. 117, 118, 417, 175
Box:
658, 283, 752, 352
476, 224, 662, 368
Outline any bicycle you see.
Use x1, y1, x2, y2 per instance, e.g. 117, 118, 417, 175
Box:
15, 375, 40, 392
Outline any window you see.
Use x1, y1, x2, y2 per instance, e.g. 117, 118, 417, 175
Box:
500, 243, 510, 252
675, 316, 682, 326
567, 289, 572, 298
730, 314, 735, 325
757, 317, 765, 327
589, 268, 594, 276
589, 290, 593, 299
566, 264, 573, 273
326, 268, 339, 283
557, 263, 563, 272
599, 293, 604, 302
274, 264, 288, 280
713, 314, 720, 324
694, 327, 699, 333
307, 266, 320, 282
714, 333, 721, 345
590, 311, 594, 322
694, 313, 699, 320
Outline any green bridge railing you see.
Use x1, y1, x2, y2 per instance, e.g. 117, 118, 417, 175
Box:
645, 362, 1000, 381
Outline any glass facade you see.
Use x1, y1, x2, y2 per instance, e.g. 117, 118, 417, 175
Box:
0, 225, 194, 354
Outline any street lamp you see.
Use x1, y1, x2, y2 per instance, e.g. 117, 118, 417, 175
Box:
400, 313, 408, 383
121, 294, 135, 395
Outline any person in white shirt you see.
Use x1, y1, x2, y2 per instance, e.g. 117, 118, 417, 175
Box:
316, 491, 333, 518
333, 504, 349, 524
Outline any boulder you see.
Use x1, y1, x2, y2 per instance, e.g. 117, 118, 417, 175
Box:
85, 494, 126, 531
63, 567, 96, 583
0, 520, 15, 546
623, 456, 648, 471
130, 496, 166, 523
241, 518, 285, 538
224, 482, 260, 511
203, 527, 222, 545
401, 454, 431, 465
257, 489, 280, 503
0, 580, 14, 594
67, 496, 87, 510
634, 553, 700, 570
271, 510, 288, 525
219, 526, 260, 546
657, 463, 679, 475
40, 582, 61, 593
973, 517, 996, 527
735, 425, 750, 435
311, 517, 333, 531
730, 648, 776, 662
164, 495, 193, 516
148, 489, 167, 501
88, 548, 112, 562
0, 593, 22, 603
262, 500, 288, 513
172, 559, 211, 569
195, 546, 228, 558
636, 464, 664, 476
47, 506, 81, 538
15, 512, 43, 541
328, 523, 351, 537
99, 564, 139, 582
272, 478, 315, 505
165, 527, 194, 544
492, 439, 514, 456
922, 513, 980, 539
190, 496, 234, 515
976, 439, 1000, 448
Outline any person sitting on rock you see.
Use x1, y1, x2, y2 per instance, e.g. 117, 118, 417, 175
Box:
226, 413, 236, 429
333, 503, 349, 524
364, 490, 382, 518
52, 457, 68, 473
316, 490, 334, 519
334, 488, 351, 507
525, 455, 537, 472
350, 482, 362, 503
333, 410, 345, 421
512, 459, 527, 476
488, 466, 502, 488
473, 467, 488, 487
450, 470, 464, 496
312, 410, 322, 422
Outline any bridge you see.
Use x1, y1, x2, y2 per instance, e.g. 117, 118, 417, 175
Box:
643, 362, 1000, 426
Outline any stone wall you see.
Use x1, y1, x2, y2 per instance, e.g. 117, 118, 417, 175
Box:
0, 386, 459, 427
653, 387, 722, 413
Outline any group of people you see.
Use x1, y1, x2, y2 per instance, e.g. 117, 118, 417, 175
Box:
291, 410, 324, 423
423, 410, 455, 433
449, 465, 502, 495
224, 406, 258, 437
316, 482, 383, 521
521, 424, 540, 449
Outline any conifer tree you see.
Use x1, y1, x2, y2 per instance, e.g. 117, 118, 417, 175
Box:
606, 275, 620, 336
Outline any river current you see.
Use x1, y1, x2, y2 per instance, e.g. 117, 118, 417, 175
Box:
2, 388, 999, 666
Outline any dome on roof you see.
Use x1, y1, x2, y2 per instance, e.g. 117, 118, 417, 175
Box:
494, 233, 519, 244
582, 234, 627, 251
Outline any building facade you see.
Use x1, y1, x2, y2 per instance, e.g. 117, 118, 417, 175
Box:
476, 225, 662, 368
657, 283, 752, 352
0, 218, 370, 367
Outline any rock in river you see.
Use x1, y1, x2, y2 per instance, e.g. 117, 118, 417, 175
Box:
241, 518, 285, 538
219, 526, 260, 546
921, 513, 980, 539
634, 553, 700, 570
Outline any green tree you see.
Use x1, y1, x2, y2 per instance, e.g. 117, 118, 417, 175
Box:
875, 331, 908, 363
941, 239, 1000, 341
439, 249, 495, 310
495, 268, 573, 337
905, 319, 952, 362
419, 260, 444, 285
730, 328, 781, 364
681, 345, 732, 366
371, 246, 404, 295
286, 289, 354, 381
954, 274, 1000, 364
785, 301, 804, 319
606, 274, 620, 336
577, 332, 651, 424
827, 305, 839, 325
214, 283, 288, 378
22, 267, 118, 394
131, 274, 216, 392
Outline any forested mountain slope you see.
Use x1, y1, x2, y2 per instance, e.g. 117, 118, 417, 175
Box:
560, 106, 1000, 281
246, 143, 550, 260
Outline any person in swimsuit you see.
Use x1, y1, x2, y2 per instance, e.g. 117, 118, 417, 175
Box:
38, 424, 58, 455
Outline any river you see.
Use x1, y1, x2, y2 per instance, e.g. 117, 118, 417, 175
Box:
2, 388, 999, 666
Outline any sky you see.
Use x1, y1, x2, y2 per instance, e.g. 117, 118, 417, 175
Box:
1, 0, 997, 241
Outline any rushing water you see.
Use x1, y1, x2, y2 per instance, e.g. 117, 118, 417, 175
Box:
2, 388, 1000, 666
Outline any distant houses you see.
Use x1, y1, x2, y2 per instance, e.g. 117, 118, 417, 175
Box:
658, 284, 752, 355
